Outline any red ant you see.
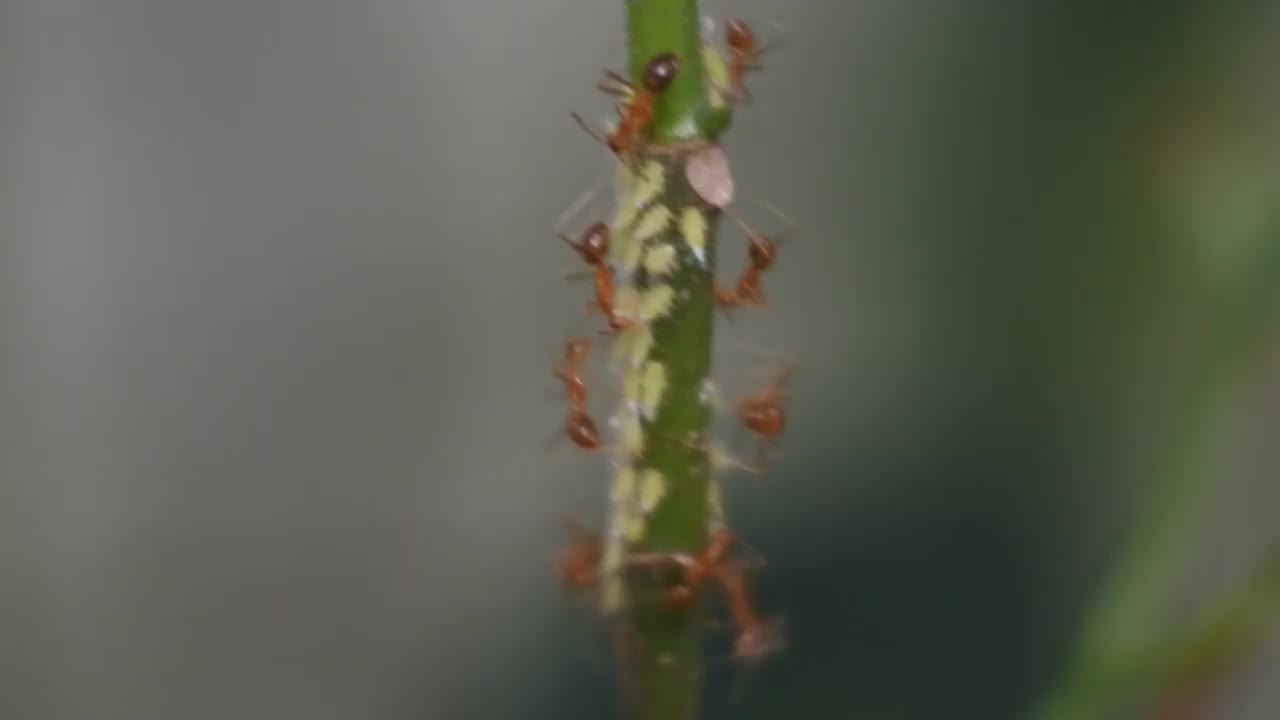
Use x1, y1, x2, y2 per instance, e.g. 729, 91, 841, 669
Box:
736, 363, 797, 466
667, 529, 736, 610
572, 53, 680, 161
557, 516, 603, 592
724, 19, 780, 105
714, 203, 795, 316
586, 266, 634, 335
559, 223, 632, 335
560, 222, 610, 267
547, 337, 606, 452
552, 337, 591, 410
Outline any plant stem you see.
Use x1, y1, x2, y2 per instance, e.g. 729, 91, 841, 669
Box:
1031, 215, 1280, 720
595, 2, 731, 719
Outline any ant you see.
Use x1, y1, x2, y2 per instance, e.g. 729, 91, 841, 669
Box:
572, 53, 680, 162
557, 516, 603, 592
712, 561, 785, 661
560, 222, 610, 268
558, 223, 632, 334
736, 363, 798, 467
553, 337, 591, 410
724, 19, 780, 105
586, 265, 634, 335
667, 529, 736, 610
547, 337, 607, 452
713, 202, 795, 316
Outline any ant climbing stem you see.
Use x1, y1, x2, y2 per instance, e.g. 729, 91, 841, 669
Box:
735, 361, 799, 468
552, 336, 592, 410
560, 222, 611, 268
724, 18, 786, 105
557, 514, 604, 592
666, 528, 736, 610
571, 52, 680, 165
714, 199, 797, 313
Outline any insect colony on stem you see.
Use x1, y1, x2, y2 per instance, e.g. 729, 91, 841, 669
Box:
552, 15, 790, 672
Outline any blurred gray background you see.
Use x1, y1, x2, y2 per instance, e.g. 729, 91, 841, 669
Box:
4, 0, 1279, 718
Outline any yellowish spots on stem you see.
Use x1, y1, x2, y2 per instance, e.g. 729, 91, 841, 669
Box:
613, 285, 643, 321
622, 365, 643, 406
642, 243, 678, 277
638, 469, 666, 513
612, 200, 640, 236
702, 45, 730, 109
640, 362, 668, 420
681, 208, 709, 264
634, 160, 667, 209
602, 577, 624, 613
640, 285, 677, 322
612, 466, 637, 505
628, 325, 655, 368
620, 234, 646, 275
624, 509, 648, 542
634, 205, 674, 244
620, 414, 645, 457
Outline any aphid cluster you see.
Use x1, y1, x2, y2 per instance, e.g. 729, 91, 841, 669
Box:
551, 15, 791, 675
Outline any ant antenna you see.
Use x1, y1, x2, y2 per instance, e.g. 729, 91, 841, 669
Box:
752, 20, 788, 59
554, 176, 606, 234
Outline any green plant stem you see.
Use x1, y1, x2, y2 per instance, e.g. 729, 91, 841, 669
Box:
603, 3, 729, 720
1147, 549, 1280, 718
1031, 215, 1280, 720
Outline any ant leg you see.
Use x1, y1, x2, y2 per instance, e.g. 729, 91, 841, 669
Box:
571, 112, 611, 149
553, 177, 606, 235
753, 20, 788, 59
601, 70, 633, 88
597, 84, 632, 98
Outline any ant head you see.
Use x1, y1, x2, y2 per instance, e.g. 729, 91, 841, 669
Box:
643, 52, 680, 93
747, 235, 777, 270
725, 19, 755, 52
580, 222, 610, 260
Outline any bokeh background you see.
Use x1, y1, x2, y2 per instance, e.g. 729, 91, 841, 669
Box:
4, 0, 1279, 718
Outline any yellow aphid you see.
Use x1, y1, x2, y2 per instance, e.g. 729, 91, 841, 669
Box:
620, 414, 645, 457
702, 46, 731, 108
638, 469, 666, 513
633, 205, 673, 243
610, 326, 635, 365
628, 326, 655, 367
602, 578, 624, 613
681, 208, 708, 263
633, 160, 667, 208
622, 365, 643, 405
624, 510, 648, 542
611, 466, 637, 504
640, 285, 677, 322
643, 243, 678, 277
620, 232, 646, 274
612, 198, 639, 235
602, 535, 624, 573
641, 362, 667, 419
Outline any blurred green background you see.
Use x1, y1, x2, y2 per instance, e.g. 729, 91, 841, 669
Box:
4, 0, 1278, 718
